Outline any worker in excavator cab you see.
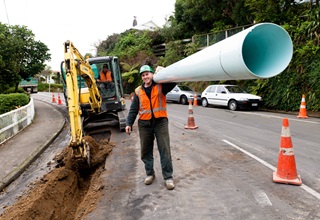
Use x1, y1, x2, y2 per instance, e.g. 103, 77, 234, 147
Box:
97, 64, 115, 97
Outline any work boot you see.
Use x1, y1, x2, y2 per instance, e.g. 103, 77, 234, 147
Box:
144, 174, 155, 185
165, 178, 175, 190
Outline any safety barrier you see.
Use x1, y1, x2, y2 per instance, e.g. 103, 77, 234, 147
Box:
0, 98, 35, 144
192, 24, 253, 49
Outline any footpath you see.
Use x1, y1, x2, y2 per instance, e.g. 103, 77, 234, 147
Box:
0, 99, 65, 191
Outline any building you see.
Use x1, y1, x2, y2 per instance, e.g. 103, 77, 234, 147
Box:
131, 20, 160, 31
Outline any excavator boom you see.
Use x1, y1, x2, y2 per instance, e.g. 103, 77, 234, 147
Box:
64, 40, 101, 146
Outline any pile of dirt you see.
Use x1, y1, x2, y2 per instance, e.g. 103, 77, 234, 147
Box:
0, 136, 113, 220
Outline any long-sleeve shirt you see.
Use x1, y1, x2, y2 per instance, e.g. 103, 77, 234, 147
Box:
126, 81, 176, 127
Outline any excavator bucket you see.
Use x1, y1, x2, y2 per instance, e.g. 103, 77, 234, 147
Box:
85, 128, 111, 144
70, 141, 91, 170
73, 132, 112, 171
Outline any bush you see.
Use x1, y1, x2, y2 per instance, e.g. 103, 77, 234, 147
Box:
0, 93, 30, 114
38, 83, 63, 92
2, 87, 25, 94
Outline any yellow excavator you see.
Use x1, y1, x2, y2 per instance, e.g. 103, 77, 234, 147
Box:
61, 40, 127, 166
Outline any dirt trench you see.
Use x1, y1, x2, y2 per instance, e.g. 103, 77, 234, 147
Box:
0, 136, 113, 220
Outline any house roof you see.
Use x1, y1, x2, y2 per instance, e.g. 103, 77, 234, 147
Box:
131, 20, 160, 31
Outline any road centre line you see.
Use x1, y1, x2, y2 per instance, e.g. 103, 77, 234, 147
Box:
223, 139, 320, 201
236, 111, 319, 125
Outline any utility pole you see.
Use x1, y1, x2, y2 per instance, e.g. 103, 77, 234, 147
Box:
3, 0, 10, 24
48, 74, 51, 92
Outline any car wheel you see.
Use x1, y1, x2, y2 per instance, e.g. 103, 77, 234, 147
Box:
228, 100, 238, 111
202, 98, 209, 107
180, 95, 188, 105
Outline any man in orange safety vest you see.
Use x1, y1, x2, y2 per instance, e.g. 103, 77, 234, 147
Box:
97, 64, 114, 97
125, 65, 176, 190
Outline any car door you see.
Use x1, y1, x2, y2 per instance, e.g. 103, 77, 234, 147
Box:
203, 85, 217, 105
166, 86, 179, 102
215, 86, 228, 106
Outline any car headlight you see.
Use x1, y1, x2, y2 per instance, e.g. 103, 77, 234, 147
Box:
239, 97, 249, 101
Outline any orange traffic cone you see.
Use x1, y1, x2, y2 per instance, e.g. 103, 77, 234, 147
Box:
297, 94, 308, 119
184, 100, 198, 130
193, 92, 198, 107
273, 118, 302, 186
57, 93, 62, 105
52, 93, 56, 103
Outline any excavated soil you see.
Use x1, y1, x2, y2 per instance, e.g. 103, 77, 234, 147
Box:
0, 136, 113, 220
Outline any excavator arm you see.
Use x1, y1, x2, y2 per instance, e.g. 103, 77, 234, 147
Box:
63, 40, 102, 165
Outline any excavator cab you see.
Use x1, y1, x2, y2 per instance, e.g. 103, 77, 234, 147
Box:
61, 57, 126, 124
62, 56, 126, 132
95, 63, 116, 99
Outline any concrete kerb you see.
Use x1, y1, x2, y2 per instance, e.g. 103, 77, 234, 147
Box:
0, 106, 66, 192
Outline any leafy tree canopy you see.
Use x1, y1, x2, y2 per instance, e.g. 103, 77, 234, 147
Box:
0, 23, 51, 93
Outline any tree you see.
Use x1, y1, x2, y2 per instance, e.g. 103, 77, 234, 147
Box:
231, 0, 255, 26
111, 30, 154, 59
171, 0, 252, 39
121, 62, 140, 93
52, 71, 61, 84
0, 23, 51, 92
157, 40, 186, 67
244, 0, 301, 24
84, 53, 94, 59
96, 33, 121, 56
0, 23, 21, 92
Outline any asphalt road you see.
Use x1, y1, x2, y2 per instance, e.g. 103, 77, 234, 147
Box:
2, 92, 319, 219
87, 102, 320, 219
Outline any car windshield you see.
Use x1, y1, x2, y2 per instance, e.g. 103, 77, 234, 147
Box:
179, 85, 193, 91
225, 86, 246, 93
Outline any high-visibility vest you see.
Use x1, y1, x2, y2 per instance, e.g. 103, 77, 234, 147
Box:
99, 71, 112, 82
135, 84, 168, 120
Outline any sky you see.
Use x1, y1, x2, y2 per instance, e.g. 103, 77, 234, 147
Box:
0, 0, 176, 71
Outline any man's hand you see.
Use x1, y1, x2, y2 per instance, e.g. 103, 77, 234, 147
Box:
125, 126, 132, 135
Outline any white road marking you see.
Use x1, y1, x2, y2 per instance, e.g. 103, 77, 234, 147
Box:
223, 139, 320, 201
236, 111, 319, 124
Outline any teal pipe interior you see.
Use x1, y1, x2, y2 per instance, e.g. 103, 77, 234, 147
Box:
242, 23, 293, 78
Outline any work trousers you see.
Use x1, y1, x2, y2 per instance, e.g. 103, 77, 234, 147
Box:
138, 117, 173, 180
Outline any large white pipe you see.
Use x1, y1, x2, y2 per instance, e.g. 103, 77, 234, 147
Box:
153, 23, 293, 83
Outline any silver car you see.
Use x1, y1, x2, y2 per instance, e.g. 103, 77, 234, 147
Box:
166, 85, 201, 105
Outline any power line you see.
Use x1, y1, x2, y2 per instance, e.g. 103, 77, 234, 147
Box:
3, 0, 10, 24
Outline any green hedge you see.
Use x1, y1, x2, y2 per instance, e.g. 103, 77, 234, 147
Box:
0, 93, 30, 114
38, 83, 63, 92
2, 87, 25, 94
